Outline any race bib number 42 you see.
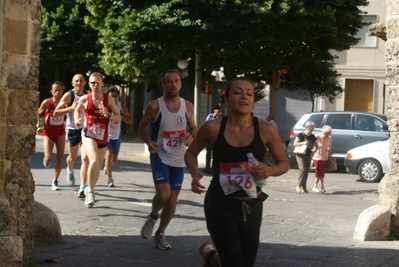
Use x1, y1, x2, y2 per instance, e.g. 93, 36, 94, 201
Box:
163, 130, 185, 153
219, 162, 257, 198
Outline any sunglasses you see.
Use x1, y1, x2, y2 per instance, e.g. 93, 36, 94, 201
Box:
90, 81, 102, 85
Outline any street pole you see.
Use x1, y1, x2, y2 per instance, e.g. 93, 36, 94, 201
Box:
269, 69, 277, 117
194, 53, 202, 126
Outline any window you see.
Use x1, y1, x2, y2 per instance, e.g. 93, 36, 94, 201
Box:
356, 115, 385, 132
306, 114, 325, 128
352, 15, 378, 48
325, 114, 351, 130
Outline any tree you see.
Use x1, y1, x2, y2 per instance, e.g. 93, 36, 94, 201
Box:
40, 0, 103, 99
80, 0, 368, 100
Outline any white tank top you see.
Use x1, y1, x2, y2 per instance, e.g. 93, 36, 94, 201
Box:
108, 101, 122, 140
66, 90, 85, 130
155, 97, 187, 167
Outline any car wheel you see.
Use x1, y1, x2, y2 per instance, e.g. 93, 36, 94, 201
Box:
358, 159, 383, 183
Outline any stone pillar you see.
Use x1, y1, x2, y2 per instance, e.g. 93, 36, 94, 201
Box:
0, 0, 41, 266
354, 1, 399, 241
378, 0, 399, 222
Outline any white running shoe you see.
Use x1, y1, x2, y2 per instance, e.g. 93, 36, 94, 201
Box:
66, 170, 75, 186
77, 186, 86, 199
107, 178, 115, 187
43, 158, 51, 168
51, 180, 59, 191
154, 232, 172, 250
141, 216, 156, 239
84, 187, 95, 208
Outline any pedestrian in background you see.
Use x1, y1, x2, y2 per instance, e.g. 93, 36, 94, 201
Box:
104, 86, 133, 187
266, 114, 278, 130
312, 125, 332, 193
293, 120, 317, 193
54, 74, 88, 194
185, 77, 289, 267
74, 72, 121, 208
37, 81, 66, 190
138, 71, 197, 250
202, 104, 222, 175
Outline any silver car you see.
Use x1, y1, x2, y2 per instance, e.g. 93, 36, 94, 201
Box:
286, 111, 389, 168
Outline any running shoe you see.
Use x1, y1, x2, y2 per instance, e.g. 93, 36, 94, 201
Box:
51, 180, 59, 191
141, 216, 156, 239
312, 187, 321, 193
84, 187, 95, 208
153, 232, 172, 250
321, 188, 326, 193
200, 242, 218, 267
107, 178, 115, 187
43, 158, 51, 168
66, 171, 75, 186
77, 186, 86, 199
295, 186, 301, 193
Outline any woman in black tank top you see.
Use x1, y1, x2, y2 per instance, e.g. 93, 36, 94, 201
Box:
185, 77, 289, 267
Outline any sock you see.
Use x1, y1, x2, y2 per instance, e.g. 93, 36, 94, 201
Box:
80, 185, 85, 190
150, 213, 158, 221
155, 230, 164, 236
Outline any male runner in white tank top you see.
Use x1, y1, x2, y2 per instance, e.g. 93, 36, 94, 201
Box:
54, 74, 88, 192
138, 71, 197, 249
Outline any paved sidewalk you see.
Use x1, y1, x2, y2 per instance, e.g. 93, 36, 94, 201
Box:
30, 135, 399, 266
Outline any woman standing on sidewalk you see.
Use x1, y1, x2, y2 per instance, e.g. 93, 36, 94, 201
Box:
312, 125, 332, 193
184, 77, 289, 267
293, 121, 317, 193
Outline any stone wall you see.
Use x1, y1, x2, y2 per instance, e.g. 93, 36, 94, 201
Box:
378, 0, 399, 223
0, 0, 41, 266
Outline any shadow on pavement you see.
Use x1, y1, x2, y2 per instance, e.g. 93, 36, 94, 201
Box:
31, 235, 399, 267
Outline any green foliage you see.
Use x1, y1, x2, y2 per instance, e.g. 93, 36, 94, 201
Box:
40, 0, 102, 99
77, 0, 368, 100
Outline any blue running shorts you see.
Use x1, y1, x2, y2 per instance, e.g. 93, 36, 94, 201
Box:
67, 129, 83, 147
107, 138, 122, 155
150, 153, 184, 190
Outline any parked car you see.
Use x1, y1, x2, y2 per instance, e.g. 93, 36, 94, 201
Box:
344, 139, 389, 182
286, 111, 389, 168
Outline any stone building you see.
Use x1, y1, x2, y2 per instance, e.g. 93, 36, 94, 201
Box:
0, 0, 41, 266
354, 0, 399, 240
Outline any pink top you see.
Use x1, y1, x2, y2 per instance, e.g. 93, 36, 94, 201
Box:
312, 133, 332, 161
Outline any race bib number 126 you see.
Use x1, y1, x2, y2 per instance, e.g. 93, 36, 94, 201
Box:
219, 161, 257, 198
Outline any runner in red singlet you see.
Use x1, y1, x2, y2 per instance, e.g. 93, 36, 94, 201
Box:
74, 72, 121, 208
37, 81, 66, 190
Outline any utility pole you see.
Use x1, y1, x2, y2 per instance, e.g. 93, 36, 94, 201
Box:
266, 68, 287, 117
266, 69, 278, 117
194, 53, 202, 126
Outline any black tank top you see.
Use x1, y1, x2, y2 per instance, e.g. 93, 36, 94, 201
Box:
208, 116, 266, 197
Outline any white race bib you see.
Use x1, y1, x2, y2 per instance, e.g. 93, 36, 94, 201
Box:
109, 120, 120, 135
50, 115, 64, 126
87, 123, 106, 140
219, 162, 257, 198
163, 130, 185, 153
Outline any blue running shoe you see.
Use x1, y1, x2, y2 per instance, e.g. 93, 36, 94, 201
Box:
77, 186, 86, 199
66, 170, 75, 186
